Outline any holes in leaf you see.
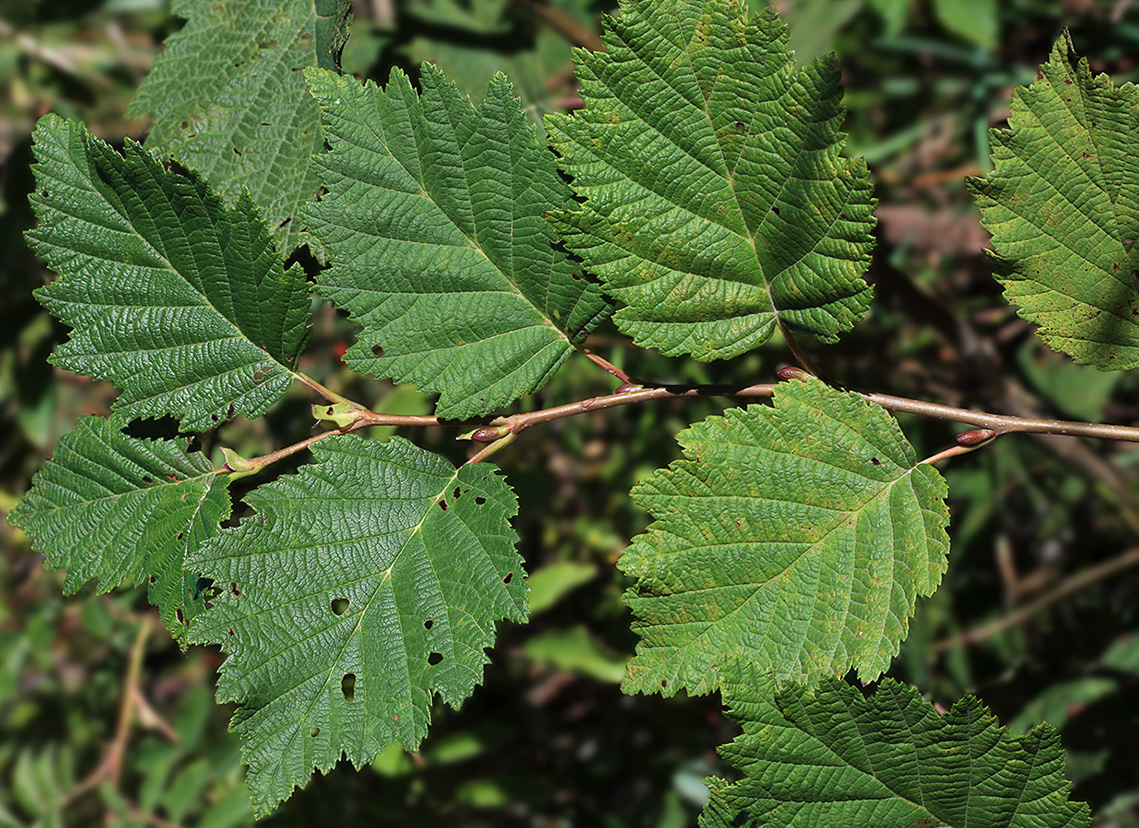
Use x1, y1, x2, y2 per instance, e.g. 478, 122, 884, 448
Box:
570, 272, 582, 281
331, 598, 349, 615
502, 572, 513, 585
226, 403, 236, 419
210, 414, 220, 423
341, 673, 356, 701
661, 679, 668, 688
475, 496, 486, 505
231, 582, 241, 597
148, 575, 157, 584
176, 531, 184, 541
40, 189, 49, 198
371, 344, 385, 358
310, 727, 320, 737
438, 500, 448, 511
424, 619, 434, 630
453, 486, 461, 499
734, 120, 747, 134
870, 457, 881, 466
427, 652, 443, 666
771, 206, 781, 216
141, 476, 154, 484
176, 609, 186, 624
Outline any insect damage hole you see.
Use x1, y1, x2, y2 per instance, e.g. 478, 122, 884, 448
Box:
331, 597, 349, 615
474, 496, 486, 505
427, 652, 443, 666
341, 673, 356, 701
424, 619, 434, 630
870, 457, 882, 466
371, 344, 385, 358
502, 572, 513, 585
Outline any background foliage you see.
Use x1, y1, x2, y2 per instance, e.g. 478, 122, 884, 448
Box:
3, 0, 1139, 825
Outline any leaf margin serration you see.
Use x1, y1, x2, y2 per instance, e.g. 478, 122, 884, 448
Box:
303, 62, 612, 420
969, 32, 1139, 369
618, 377, 950, 696
186, 435, 527, 816
125, 0, 352, 256
8, 416, 231, 646
26, 114, 312, 431
702, 667, 1091, 828
546, 0, 876, 361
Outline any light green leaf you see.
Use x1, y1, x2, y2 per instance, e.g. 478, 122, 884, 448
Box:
27, 116, 311, 430
303, 65, 611, 419
126, 0, 350, 255
705, 670, 1090, 827
619, 377, 949, 696
547, 0, 875, 360
188, 436, 526, 816
8, 417, 230, 644
522, 625, 629, 683
932, 0, 998, 50
971, 36, 1139, 369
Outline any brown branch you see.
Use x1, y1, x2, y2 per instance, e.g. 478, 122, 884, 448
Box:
933, 547, 1139, 653
62, 616, 153, 806
511, 0, 605, 51
257, 371, 1139, 477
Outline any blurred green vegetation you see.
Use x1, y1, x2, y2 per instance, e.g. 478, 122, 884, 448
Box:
3, 0, 1139, 825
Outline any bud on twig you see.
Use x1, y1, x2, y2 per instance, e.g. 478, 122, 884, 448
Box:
955, 428, 997, 447
777, 366, 813, 381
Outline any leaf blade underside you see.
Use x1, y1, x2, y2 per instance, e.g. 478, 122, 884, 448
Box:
970, 35, 1139, 368
547, 0, 875, 360
704, 670, 1090, 828
27, 116, 311, 430
8, 417, 230, 645
619, 378, 950, 696
187, 436, 526, 816
126, 0, 350, 255
304, 65, 612, 420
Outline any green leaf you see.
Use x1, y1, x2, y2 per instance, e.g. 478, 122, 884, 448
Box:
705, 671, 1091, 827
188, 436, 527, 816
547, 0, 875, 360
932, 0, 998, 50
971, 36, 1139, 369
126, 0, 350, 255
8, 417, 230, 644
303, 65, 612, 419
27, 116, 311, 430
619, 377, 949, 696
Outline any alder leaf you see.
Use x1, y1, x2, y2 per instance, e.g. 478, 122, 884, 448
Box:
8, 417, 230, 645
547, 0, 875, 360
619, 378, 949, 696
188, 436, 526, 816
27, 116, 311, 430
126, 0, 350, 255
704, 669, 1091, 827
304, 65, 612, 420
970, 35, 1139, 369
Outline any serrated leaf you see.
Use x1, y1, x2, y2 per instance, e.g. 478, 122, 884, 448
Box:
546, 0, 875, 360
704, 670, 1090, 827
126, 0, 350, 255
619, 378, 949, 696
303, 65, 612, 420
27, 116, 311, 430
971, 36, 1139, 369
188, 436, 526, 816
8, 417, 230, 644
